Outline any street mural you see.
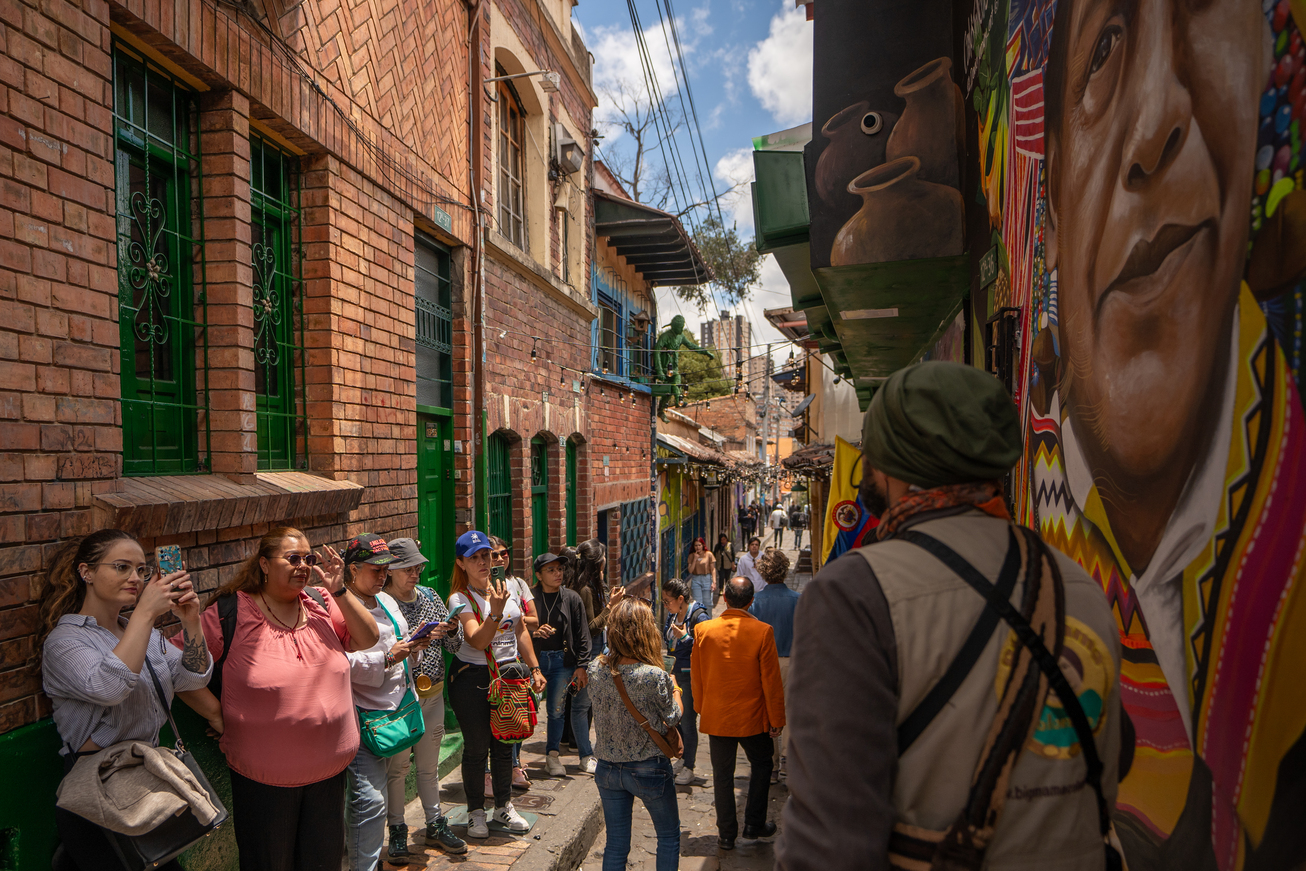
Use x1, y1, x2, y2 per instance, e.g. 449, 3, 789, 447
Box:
971, 0, 1306, 866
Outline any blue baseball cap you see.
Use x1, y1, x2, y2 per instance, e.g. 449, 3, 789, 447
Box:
455, 530, 492, 558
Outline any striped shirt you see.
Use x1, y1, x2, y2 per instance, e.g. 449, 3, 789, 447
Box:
42, 614, 213, 756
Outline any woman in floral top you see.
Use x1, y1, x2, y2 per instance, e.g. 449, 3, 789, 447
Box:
586, 599, 682, 871
381, 538, 467, 860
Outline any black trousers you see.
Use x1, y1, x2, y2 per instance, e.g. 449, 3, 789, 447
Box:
708, 732, 773, 838
229, 769, 346, 871
55, 752, 183, 871
448, 662, 514, 810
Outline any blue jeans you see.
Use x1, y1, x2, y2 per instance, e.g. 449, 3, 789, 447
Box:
539, 649, 594, 757
595, 757, 680, 871
674, 670, 698, 769
689, 574, 712, 609
346, 742, 388, 871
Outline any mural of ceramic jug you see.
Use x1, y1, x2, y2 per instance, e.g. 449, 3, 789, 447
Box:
814, 101, 897, 205
885, 57, 965, 190
830, 156, 964, 266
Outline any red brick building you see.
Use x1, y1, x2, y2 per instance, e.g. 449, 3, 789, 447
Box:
0, 0, 708, 861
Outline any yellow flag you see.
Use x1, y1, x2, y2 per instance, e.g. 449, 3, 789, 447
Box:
822, 436, 865, 563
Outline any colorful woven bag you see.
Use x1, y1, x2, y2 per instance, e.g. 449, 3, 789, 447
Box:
466, 595, 537, 743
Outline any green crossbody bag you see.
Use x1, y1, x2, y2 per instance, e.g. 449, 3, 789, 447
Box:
356, 598, 426, 757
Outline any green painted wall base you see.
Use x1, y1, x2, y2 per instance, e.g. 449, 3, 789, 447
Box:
0, 711, 465, 871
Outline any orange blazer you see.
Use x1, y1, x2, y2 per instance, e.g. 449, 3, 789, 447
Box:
690, 608, 786, 738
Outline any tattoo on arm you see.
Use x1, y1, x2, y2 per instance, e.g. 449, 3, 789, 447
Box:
182, 627, 209, 674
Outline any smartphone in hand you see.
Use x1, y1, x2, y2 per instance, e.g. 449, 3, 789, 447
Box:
446, 602, 468, 621
409, 620, 443, 642
155, 544, 184, 577
490, 565, 506, 584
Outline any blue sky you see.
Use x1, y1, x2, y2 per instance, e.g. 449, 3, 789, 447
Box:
573, 0, 814, 359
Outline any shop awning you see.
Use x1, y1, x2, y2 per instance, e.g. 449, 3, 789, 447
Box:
656, 433, 728, 465
594, 192, 712, 287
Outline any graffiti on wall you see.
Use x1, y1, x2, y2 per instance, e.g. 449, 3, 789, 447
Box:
973, 0, 1306, 866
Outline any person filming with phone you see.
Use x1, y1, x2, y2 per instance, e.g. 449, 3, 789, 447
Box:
38, 529, 211, 871
447, 531, 546, 839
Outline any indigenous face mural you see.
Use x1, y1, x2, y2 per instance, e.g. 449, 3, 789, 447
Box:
974, 0, 1306, 866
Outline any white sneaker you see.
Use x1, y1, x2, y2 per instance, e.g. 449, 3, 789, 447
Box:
675, 766, 695, 785
671, 757, 685, 775
546, 751, 566, 776
493, 803, 530, 834
467, 808, 488, 839
580, 755, 597, 774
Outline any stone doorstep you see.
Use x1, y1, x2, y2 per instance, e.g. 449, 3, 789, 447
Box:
387, 742, 603, 871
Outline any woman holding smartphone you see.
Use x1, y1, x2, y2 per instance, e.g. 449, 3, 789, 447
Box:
488, 536, 535, 788
447, 531, 546, 840
38, 529, 210, 871
380, 538, 467, 861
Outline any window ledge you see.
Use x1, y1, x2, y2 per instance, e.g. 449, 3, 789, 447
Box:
487, 231, 598, 320
93, 472, 364, 538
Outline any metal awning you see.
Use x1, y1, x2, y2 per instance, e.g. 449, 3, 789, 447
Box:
594, 192, 712, 287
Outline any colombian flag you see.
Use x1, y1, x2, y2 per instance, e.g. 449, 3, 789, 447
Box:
821, 436, 879, 564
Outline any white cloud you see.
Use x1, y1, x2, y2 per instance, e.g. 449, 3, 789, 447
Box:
747, 3, 813, 126
713, 147, 756, 234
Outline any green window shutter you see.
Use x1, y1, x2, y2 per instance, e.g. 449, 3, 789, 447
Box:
566, 441, 577, 546
251, 135, 302, 470
415, 235, 453, 410
113, 47, 204, 475
488, 434, 513, 547
531, 437, 548, 558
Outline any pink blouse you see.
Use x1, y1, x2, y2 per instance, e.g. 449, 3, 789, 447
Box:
176, 589, 358, 787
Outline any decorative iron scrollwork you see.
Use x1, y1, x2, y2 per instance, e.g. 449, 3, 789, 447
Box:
126, 190, 172, 346
253, 241, 281, 367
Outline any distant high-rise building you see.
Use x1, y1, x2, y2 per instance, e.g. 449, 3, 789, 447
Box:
700, 311, 751, 382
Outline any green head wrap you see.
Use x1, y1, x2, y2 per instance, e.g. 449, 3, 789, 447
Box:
861, 361, 1021, 488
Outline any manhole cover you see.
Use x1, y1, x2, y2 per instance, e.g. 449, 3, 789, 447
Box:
512, 793, 555, 811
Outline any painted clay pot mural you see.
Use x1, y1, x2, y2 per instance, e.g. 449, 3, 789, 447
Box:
830, 156, 964, 266
885, 57, 964, 190
814, 102, 897, 205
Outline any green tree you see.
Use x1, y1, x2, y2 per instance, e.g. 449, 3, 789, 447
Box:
680, 348, 732, 400
673, 215, 763, 310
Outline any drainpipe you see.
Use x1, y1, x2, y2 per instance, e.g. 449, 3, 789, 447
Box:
467, 0, 487, 532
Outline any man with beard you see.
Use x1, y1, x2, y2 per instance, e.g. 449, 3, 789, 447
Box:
777, 362, 1121, 871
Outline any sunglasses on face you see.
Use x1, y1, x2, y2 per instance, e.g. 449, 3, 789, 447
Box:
491, 550, 510, 560
280, 553, 320, 567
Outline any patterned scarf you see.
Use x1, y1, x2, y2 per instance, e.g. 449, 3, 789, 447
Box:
875, 480, 1011, 540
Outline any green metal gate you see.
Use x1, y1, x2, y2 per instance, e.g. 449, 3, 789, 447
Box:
566, 440, 577, 546
531, 437, 549, 558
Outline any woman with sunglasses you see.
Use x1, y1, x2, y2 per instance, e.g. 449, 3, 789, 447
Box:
447, 531, 547, 840
175, 527, 379, 871
37, 529, 208, 871
488, 536, 535, 788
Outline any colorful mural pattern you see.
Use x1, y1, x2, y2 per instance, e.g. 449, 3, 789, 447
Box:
972, 0, 1306, 866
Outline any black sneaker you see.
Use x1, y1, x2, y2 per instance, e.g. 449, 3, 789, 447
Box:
387, 824, 410, 865
426, 818, 468, 855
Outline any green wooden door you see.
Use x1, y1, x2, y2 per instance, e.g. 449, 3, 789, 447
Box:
417, 414, 454, 596
531, 437, 549, 559
566, 441, 577, 546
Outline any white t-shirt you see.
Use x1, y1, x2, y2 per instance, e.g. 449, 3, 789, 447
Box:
449, 588, 525, 664
737, 552, 764, 592
345, 591, 415, 711
508, 577, 534, 612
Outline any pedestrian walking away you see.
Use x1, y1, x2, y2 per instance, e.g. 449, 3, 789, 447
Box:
587, 599, 683, 871
173, 527, 380, 871
381, 538, 467, 860
39, 529, 212, 871
530, 551, 596, 777
777, 361, 1123, 871
691, 577, 785, 849
789, 505, 807, 550
749, 549, 798, 781
447, 531, 547, 840
712, 534, 736, 609
685, 537, 716, 610
736, 537, 764, 593
768, 505, 789, 549
660, 577, 713, 784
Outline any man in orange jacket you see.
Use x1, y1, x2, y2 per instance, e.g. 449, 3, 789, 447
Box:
691, 576, 786, 850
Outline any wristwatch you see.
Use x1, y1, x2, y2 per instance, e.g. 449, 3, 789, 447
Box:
332, 587, 349, 598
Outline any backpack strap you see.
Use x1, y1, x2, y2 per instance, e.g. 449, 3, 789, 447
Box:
305, 586, 326, 609
209, 593, 239, 699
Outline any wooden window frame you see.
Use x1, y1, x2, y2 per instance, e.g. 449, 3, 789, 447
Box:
497, 77, 526, 250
